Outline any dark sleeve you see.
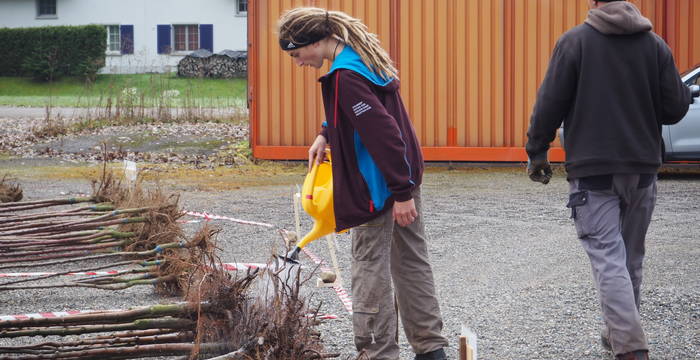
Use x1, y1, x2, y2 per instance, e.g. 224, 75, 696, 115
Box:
336, 70, 415, 201
525, 37, 578, 159
658, 43, 691, 125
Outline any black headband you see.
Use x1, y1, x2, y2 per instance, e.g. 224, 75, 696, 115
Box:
279, 31, 327, 51
280, 11, 332, 51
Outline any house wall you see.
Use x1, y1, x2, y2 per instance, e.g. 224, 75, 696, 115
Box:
0, 0, 247, 73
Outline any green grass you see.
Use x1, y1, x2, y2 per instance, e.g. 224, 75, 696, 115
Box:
0, 74, 246, 108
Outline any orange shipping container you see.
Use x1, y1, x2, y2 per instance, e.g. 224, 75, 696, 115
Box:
249, 0, 700, 162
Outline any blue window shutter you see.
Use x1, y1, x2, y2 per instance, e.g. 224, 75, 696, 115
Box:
200, 24, 213, 52
120, 25, 134, 54
157, 25, 171, 54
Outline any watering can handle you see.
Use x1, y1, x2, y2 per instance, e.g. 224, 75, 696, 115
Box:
306, 159, 321, 188
307, 149, 331, 184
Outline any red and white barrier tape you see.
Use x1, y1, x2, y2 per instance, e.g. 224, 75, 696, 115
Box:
306, 313, 338, 320
220, 262, 268, 271
177, 219, 201, 224
1, 309, 336, 322
0, 263, 270, 278
302, 248, 353, 314
184, 211, 275, 228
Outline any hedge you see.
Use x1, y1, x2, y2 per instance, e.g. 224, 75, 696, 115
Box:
0, 25, 106, 81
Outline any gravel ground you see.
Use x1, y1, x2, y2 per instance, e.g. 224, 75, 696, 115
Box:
1, 163, 698, 360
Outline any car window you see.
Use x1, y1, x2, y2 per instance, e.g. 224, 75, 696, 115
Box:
693, 75, 700, 86
681, 64, 700, 86
687, 73, 700, 86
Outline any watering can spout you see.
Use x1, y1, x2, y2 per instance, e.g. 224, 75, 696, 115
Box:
296, 216, 335, 248
283, 221, 334, 263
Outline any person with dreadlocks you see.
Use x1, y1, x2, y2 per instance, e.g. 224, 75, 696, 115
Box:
278, 7, 449, 360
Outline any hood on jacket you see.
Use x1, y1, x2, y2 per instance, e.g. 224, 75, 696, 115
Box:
327, 45, 394, 87
584, 1, 652, 35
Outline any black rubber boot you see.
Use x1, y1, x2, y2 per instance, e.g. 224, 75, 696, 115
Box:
414, 348, 447, 360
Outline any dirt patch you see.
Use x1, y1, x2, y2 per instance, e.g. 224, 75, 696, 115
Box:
0, 113, 249, 167
0, 158, 307, 190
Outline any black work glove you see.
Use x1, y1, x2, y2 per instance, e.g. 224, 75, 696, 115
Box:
527, 152, 552, 184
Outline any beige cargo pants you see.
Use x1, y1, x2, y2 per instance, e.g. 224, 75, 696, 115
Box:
351, 188, 449, 359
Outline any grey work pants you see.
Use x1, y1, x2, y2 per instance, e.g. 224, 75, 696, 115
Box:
568, 174, 656, 355
351, 188, 448, 360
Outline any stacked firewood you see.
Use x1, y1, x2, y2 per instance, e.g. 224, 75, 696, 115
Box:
177, 50, 247, 79
177, 55, 205, 77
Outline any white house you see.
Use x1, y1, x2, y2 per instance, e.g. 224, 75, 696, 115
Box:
0, 0, 248, 73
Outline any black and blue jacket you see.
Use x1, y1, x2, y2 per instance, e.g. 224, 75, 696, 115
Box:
319, 46, 423, 231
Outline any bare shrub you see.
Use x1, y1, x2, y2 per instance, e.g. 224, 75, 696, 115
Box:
31, 106, 68, 139
0, 175, 23, 203
90, 160, 184, 253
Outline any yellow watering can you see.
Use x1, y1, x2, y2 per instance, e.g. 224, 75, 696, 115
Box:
284, 150, 337, 262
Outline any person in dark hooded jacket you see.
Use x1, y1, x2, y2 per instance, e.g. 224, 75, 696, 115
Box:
277, 7, 449, 360
525, 1, 692, 359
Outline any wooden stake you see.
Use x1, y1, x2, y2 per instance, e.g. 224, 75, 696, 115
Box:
292, 186, 301, 249
459, 336, 474, 360
325, 233, 342, 286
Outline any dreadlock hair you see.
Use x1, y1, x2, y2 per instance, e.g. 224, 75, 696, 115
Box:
278, 7, 398, 80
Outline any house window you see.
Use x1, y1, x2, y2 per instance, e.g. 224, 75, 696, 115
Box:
158, 24, 211, 54
106, 25, 121, 52
237, 0, 248, 15
36, 0, 57, 18
173, 25, 199, 51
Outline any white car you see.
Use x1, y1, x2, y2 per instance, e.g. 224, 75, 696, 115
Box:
664, 64, 700, 161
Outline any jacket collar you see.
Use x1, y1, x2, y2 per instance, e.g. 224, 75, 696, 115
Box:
319, 45, 393, 86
